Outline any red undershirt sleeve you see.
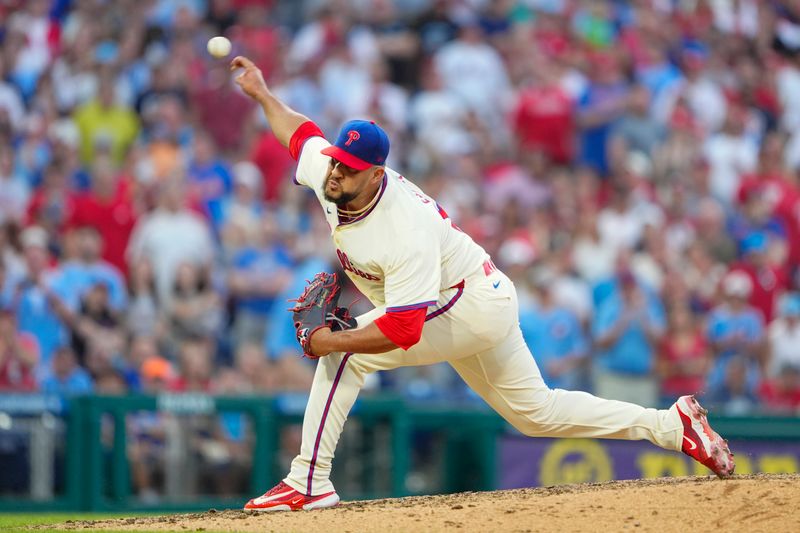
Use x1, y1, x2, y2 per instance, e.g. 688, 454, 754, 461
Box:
374, 308, 428, 351
288, 120, 325, 161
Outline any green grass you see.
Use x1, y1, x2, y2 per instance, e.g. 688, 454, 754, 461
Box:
0, 513, 145, 532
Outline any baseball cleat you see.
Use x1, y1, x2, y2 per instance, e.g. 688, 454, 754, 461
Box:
675, 395, 735, 478
244, 481, 340, 512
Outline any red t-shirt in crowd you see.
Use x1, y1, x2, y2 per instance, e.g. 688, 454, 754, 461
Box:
729, 264, 789, 323
25, 188, 79, 231
70, 179, 138, 276
758, 379, 800, 413
0, 333, 39, 392
774, 187, 800, 268
512, 84, 574, 164
192, 87, 254, 152
250, 130, 293, 202
659, 332, 707, 397
737, 174, 800, 265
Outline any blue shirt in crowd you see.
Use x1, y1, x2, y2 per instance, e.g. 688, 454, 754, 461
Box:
233, 244, 293, 316
58, 260, 128, 311
13, 272, 79, 366
592, 291, 666, 376
188, 160, 233, 230
39, 367, 94, 397
705, 305, 763, 391
577, 81, 629, 176
520, 305, 587, 390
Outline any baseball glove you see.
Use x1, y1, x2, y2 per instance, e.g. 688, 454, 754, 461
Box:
291, 272, 356, 358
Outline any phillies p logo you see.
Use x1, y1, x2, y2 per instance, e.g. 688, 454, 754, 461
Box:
345, 130, 360, 146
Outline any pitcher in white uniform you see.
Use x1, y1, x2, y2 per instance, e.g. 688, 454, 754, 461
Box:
228, 56, 735, 512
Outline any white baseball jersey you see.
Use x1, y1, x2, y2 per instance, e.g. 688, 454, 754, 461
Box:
295, 136, 488, 311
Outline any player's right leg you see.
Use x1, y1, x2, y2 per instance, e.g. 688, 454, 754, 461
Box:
245, 284, 498, 511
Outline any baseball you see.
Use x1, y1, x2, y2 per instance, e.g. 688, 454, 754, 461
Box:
207, 36, 231, 58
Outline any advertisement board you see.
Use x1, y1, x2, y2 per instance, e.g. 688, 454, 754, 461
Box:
499, 437, 800, 488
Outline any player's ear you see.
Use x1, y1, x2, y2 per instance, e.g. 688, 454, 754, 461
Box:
371, 166, 385, 184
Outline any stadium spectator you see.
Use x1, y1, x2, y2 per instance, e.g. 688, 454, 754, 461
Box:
576, 52, 629, 177
25, 164, 79, 236
187, 132, 234, 230
592, 269, 666, 406
129, 355, 174, 503
520, 274, 588, 391
759, 364, 800, 414
706, 271, 764, 397
119, 336, 160, 393
434, 20, 511, 127
68, 280, 125, 372
657, 305, 709, 406
705, 355, 760, 416
171, 340, 214, 392
218, 161, 266, 246
703, 106, 759, 205
692, 198, 737, 266
571, 209, 616, 284
767, 293, 800, 379
73, 71, 140, 165
228, 214, 292, 347
165, 263, 223, 353
512, 54, 574, 165
126, 259, 163, 341
0, 146, 30, 225
39, 345, 93, 397
12, 226, 77, 367
247, 125, 293, 203
126, 178, 215, 304
0, 232, 25, 311
729, 232, 789, 323
609, 85, 666, 161
58, 225, 127, 312
728, 184, 788, 257
192, 64, 254, 152
409, 64, 475, 164
69, 156, 139, 275
231, 343, 276, 393
0, 310, 39, 391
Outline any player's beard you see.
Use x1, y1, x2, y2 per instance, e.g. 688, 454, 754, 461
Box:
323, 176, 358, 207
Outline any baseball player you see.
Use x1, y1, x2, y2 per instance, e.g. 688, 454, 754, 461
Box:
230, 56, 734, 512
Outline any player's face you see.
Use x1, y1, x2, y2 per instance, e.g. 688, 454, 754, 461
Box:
323, 159, 379, 207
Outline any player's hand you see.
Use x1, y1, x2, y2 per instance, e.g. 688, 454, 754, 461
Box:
230, 56, 268, 102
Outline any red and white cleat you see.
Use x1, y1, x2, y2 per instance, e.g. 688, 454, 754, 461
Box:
244, 481, 340, 512
675, 395, 735, 478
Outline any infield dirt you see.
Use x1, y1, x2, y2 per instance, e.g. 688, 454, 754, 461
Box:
50, 473, 799, 532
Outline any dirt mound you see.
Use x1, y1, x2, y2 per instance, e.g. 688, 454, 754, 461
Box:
55, 474, 799, 532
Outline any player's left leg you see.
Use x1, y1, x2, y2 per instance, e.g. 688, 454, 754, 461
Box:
447, 283, 734, 478
448, 324, 684, 449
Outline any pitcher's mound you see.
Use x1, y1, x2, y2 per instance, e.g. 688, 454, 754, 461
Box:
58, 474, 800, 532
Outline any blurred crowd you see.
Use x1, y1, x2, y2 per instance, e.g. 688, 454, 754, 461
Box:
1, 0, 800, 420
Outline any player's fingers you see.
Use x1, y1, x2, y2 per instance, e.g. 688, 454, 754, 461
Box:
230, 55, 255, 71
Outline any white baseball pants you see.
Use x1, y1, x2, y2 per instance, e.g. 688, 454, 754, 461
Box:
284, 267, 683, 496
